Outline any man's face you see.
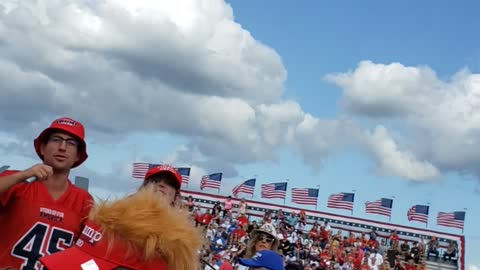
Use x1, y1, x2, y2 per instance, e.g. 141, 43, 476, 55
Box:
40, 132, 80, 171
145, 177, 177, 203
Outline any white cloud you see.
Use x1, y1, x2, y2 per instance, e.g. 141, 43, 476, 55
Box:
3, 0, 480, 186
468, 264, 480, 270
327, 61, 480, 180
0, 0, 345, 188
326, 60, 441, 117
362, 126, 440, 181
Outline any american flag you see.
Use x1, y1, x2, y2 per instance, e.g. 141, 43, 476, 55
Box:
327, 192, 354, 211
365, 198, 393, 217
131, 162, 160, 179
291, 188, 319, 206
232, 179, 256, 197
407, 205, 429, 223
437, 211, 465, 229
261, 182, 287, 199
176, 167, 191, 185
200, 173, 222, 190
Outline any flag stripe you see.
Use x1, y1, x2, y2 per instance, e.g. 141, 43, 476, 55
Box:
291, 188, 318, 205
232, 179, 256, 197
365, 199, 392, 217
131, 162, 159, 179
327, 193, 354, 211
407, 205, 429, 223
200, 173, 222, 190
437, 212, 465, 229
261, 183, 287, 199
176, 167, 191, 185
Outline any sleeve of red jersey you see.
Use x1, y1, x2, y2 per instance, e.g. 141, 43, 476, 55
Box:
0, 170, 24, 207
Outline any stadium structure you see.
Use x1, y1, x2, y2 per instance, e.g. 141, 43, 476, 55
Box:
181, 189, 465, 270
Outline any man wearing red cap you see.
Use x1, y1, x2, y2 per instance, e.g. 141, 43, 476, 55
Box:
0, 117, 94, 270
140, 164, 183, 204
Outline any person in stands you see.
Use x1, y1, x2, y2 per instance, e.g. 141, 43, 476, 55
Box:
0, 117, 93, 270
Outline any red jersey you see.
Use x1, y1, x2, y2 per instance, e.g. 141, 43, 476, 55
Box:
0, 177, 93, 270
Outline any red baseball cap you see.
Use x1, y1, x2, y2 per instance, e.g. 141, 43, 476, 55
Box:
34, 117, 88, 168
40, 221, 169, 270
144, 165, 182, 190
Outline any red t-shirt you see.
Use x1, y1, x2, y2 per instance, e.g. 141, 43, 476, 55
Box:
237, 215, 248, 226
360, 264, 370, 270
0, 174, 93, 270
390, 233, 399, 241
405, 264, 417, 270
232, 228, 246, 239
201, 213, 212, 225
220, 261, 233, 270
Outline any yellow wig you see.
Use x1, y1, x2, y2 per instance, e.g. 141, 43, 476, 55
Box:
88, 187, 204, 270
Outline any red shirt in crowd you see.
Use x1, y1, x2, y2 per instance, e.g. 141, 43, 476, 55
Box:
237, 215, 248, 226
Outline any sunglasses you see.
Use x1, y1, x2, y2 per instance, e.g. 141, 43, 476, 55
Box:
256, 234, 275, 243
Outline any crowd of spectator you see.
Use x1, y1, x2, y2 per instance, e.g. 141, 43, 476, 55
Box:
182, 196, 459, 270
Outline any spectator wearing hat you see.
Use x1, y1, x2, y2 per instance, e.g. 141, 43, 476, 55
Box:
140, 164, 183, 205
0, 117, 94, 270
245, 223, 280, 259
40, 185, 204, 270
238, 250, 284, 270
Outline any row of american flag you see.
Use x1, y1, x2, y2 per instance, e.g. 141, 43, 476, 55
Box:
132, 163, 466, 230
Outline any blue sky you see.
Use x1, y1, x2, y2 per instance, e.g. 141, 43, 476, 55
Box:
0, 0, 479, 267
225, 0, 480, 265
225, 0, 479, 264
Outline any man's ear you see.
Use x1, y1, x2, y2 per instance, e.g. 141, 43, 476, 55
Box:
40, 143, 46, 157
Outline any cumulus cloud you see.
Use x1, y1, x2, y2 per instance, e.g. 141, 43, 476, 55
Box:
362, 126, 440, 181
0, 0, 344, 184
325, 61, 442, 117
2, 0, 479, 186
327, 60, 480, 180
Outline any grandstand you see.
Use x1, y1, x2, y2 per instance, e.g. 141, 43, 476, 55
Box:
182, 189, 464, 270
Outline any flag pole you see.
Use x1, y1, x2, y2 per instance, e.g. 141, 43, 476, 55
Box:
316, 185, 320, 210
389, 195, 396, 223
186, 164, 191, 190
284, 179, 289, 205
351, 189, 356, 216
463, 207, 467, 234
426, 202, 430, 229
253, 175, 257, 198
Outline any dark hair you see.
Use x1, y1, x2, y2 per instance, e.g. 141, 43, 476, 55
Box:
285, 261, 303, 270
144, 172, 180, 190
